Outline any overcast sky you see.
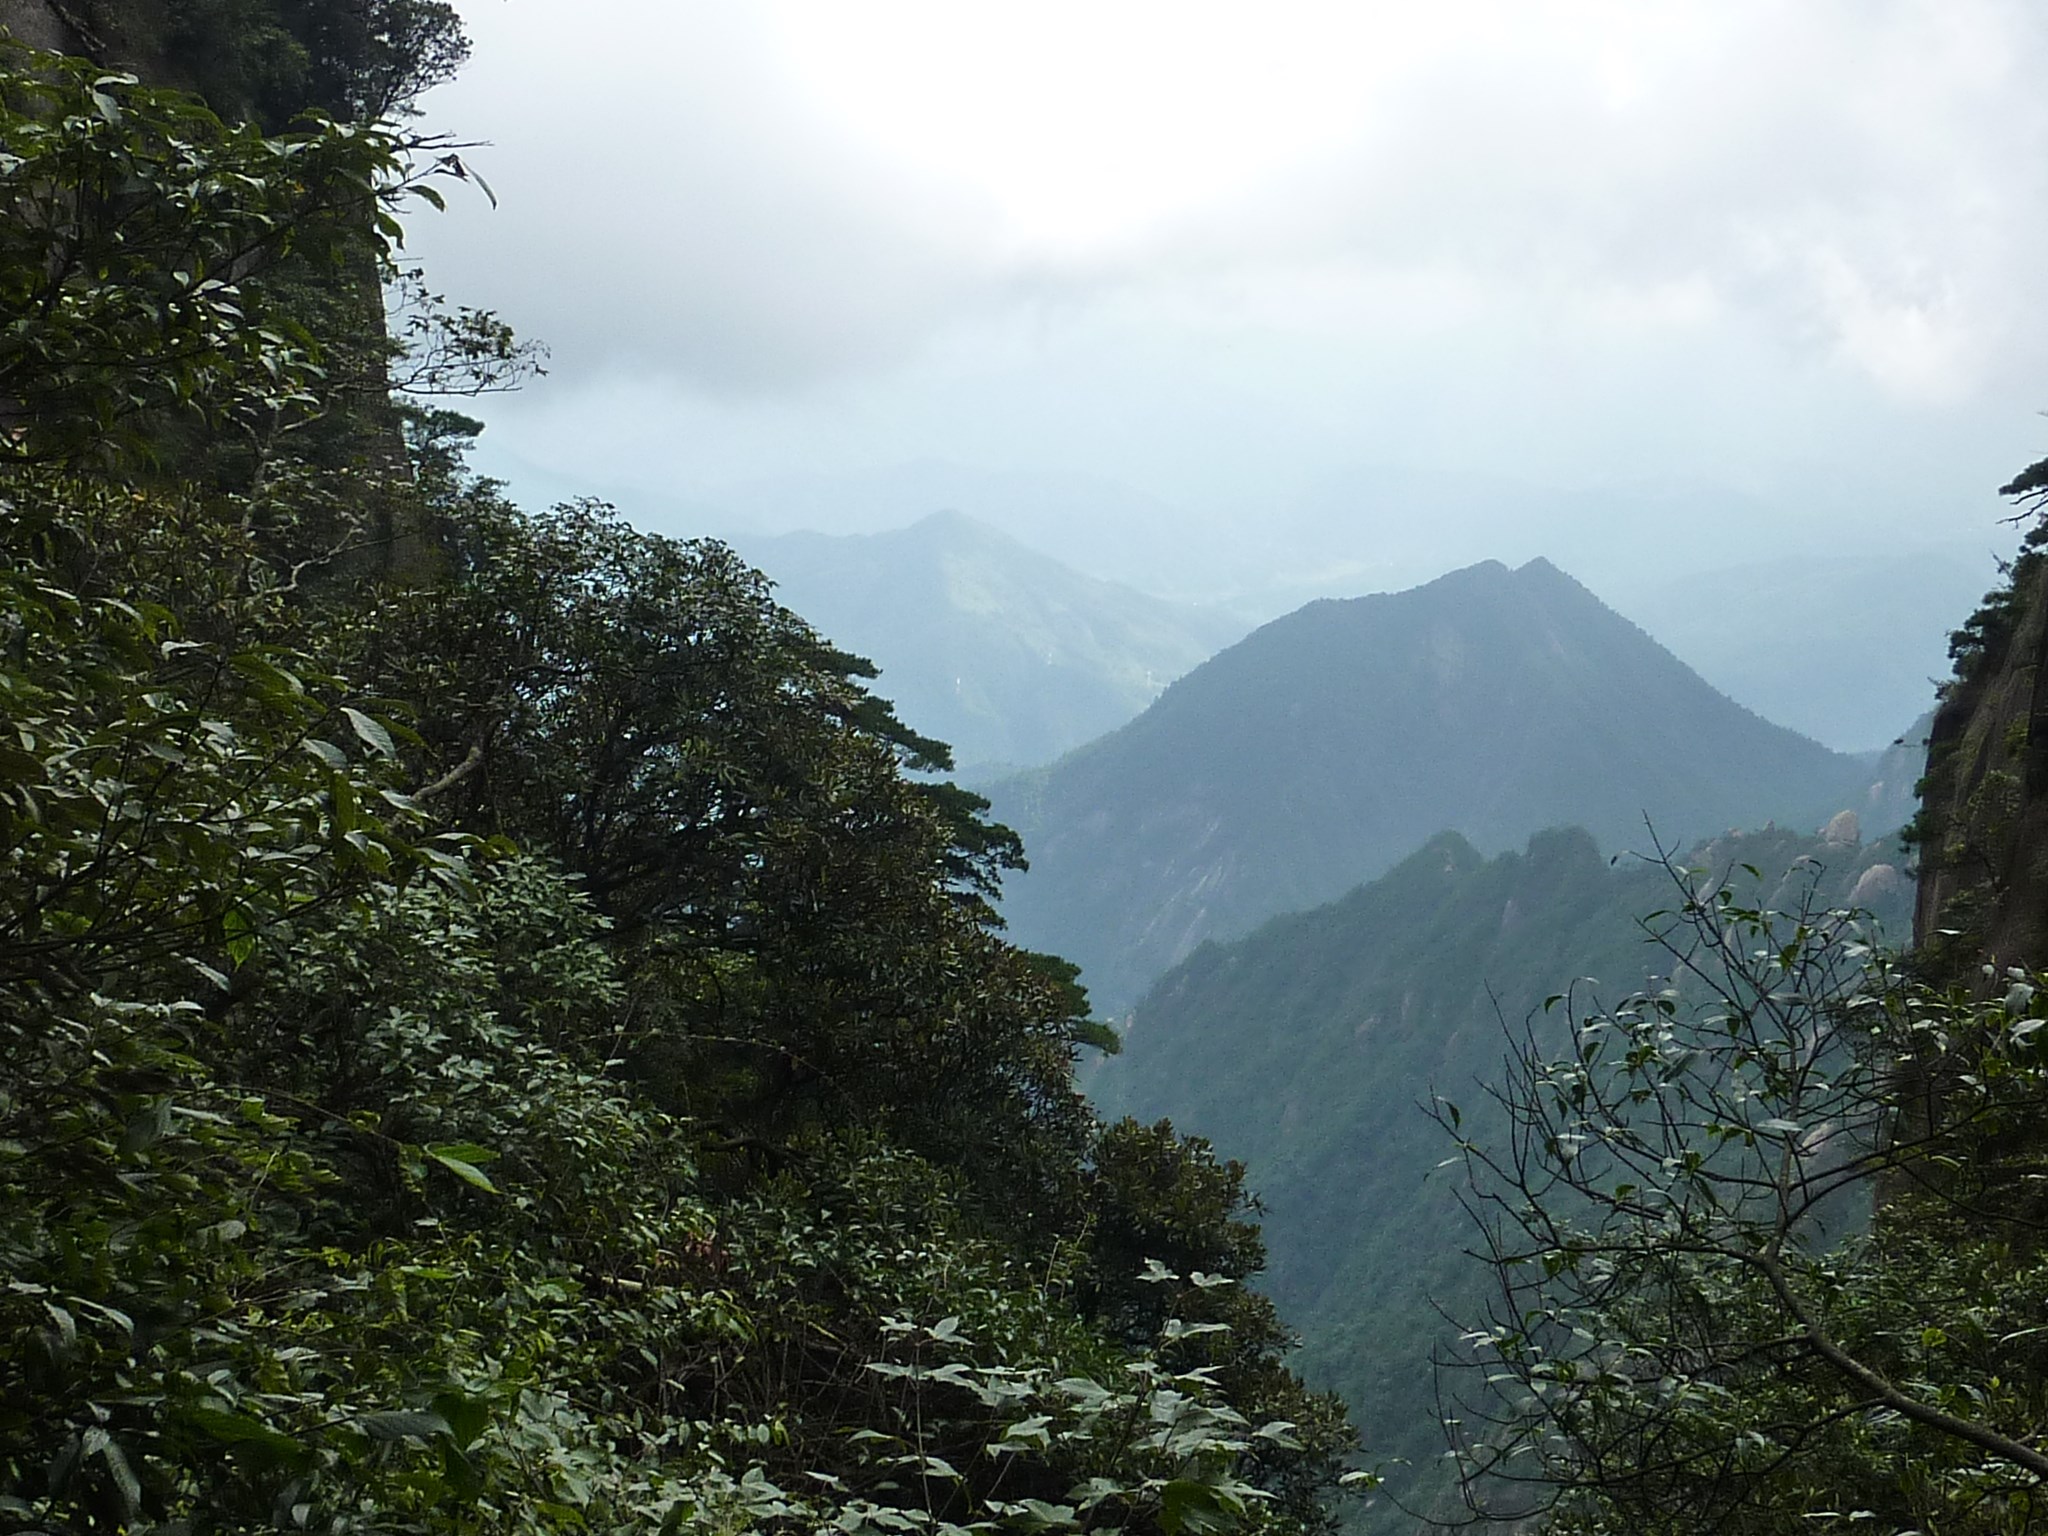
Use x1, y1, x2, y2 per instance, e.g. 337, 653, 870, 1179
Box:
404, 0, 2048, 618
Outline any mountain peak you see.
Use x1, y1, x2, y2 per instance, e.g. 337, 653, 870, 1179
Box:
1432, 558, 1513, 586
991, 556, 1858, 1009
907, 507, 1003, 543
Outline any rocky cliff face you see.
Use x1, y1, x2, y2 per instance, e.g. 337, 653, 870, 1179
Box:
3, 1, 277, 99
1, 1, 176, 80
0, 1, 77, 52
1913, 474, 2048, 972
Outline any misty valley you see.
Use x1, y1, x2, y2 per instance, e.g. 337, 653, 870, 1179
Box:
7, 5, 2048, 1536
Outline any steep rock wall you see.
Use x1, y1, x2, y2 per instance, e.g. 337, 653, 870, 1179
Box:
0, 2, 182, 84
1913, 519, 2048, 971
0, 1, 76, 52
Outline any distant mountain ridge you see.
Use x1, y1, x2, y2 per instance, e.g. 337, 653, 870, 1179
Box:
990, 556, 1865, 1010
733, 512, 1245, 776
703, 459, 1261, 604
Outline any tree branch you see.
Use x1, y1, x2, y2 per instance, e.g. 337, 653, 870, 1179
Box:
1745, 1246, 2048, 1481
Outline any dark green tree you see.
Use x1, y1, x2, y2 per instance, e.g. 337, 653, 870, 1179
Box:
0, 38, 409, 471
0, 35, 1351, 1536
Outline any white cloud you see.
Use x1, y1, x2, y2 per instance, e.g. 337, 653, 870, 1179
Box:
411, 0, 2048, 406
410, 0, 2048, 590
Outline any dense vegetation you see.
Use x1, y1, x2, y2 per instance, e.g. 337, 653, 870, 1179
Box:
26, 0, 470, 128
1090, 824, 1912, 1529
1907, 465, 2048, 975
990, 558, 1874, 1012
0, 28, 1352, 1536
18, 9, 2048, 1535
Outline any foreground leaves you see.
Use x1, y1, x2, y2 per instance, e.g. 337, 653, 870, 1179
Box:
1441, 859, 2048, 1535
0, 36, 1349, 1534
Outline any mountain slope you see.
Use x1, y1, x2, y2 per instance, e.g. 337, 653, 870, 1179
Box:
1609, 547, 1996, 751
1091, 824, 1915, 1530
736, 512, 1245, 775
991, 557, 1861, 1010
708, 461, 1250, 600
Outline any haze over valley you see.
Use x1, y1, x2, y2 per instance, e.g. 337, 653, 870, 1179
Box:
407, 2, 2043, 761
728, 511, 1247, 776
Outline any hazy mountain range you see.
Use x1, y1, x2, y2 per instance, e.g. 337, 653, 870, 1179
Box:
669, 463, 1982, 751
733, 512, 1246, 775
988, 556, 1883, 1011
1090, 824, 1915, 1531
676, 495, 1952, 1527
698, 460, 1263, 606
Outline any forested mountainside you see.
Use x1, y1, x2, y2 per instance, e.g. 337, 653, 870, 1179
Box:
991, 556, 1865, 1011
1090, 824, 1913, 1532
734, 512, 1244, 778
0, 25, 1353, 1536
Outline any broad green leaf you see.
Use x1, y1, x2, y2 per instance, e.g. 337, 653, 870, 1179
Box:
357, 1410, 452, 1442
340, 706, 396, 758
182, 1406, 307, 1466
425, 1144, 499, 1193
430, 1390, 491, 1451
1159, 1480, 1235, 1536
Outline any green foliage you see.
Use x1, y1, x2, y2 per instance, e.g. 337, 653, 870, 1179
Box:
1939, 473, 2048, 689
1945, 556, 2037, 684
0, 477, 1348, 1531
347, 493, 1090, 1207
1909, 451, 2048, 986
0, 42, 407, 470
1442, 862, 2048, 1534
0, 32, 527, 607
260, 0, 470, 125
1082, 1122, 1353, 1536
1998, 452, 2048, 517
0, 35, 1348, 1536
0, 481, 437, 1001
66, 0, 468, 128
385, 266, 545, 401
1093, 824, 1915, 1531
